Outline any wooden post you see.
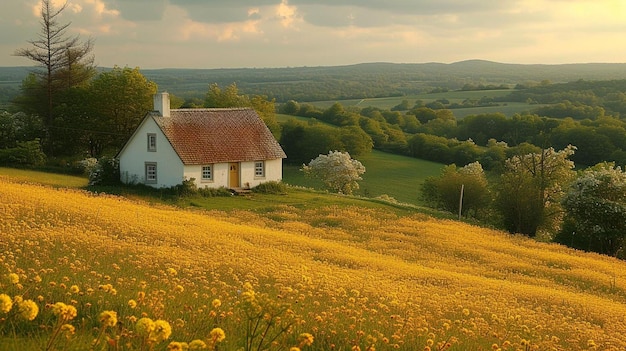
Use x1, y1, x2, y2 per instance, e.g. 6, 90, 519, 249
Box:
458, 184, 464, 220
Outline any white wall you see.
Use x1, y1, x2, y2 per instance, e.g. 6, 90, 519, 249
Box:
185, 158, 283, 189
240, 158, 283, 188
184, 163, 230, 188
118, 117, 184, 188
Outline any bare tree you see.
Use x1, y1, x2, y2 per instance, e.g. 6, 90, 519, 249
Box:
14, 0, 95, 152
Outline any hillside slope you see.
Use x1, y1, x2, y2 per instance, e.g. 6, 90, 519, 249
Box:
1, 176, 625, 350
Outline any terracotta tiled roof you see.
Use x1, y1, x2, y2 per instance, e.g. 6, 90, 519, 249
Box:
152, 108, 286, 165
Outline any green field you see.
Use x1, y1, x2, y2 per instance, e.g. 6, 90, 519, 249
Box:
299, 89, 542, 118
283, 150, 445, 206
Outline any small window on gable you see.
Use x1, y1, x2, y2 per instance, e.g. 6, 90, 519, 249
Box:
145, 162, 157, 184
147, 133, 157, 152
202, 165, 213, 181
254, 161, 265, 178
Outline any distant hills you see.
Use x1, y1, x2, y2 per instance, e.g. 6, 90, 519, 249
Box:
3, 60, 626, 103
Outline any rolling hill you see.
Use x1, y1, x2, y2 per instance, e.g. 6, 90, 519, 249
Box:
1, 172, 625, 350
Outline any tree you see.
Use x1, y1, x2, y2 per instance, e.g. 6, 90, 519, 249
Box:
86, 66, 157, 156
496, 145, 576, 236
301, 151, 366, 195
556, 163, 626, 257
421, 162, 491, 218
14, 0, 95, 153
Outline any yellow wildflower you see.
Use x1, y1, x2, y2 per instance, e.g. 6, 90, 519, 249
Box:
189, 339, 207, 349
61, 324, 75, 339
166, 268, 177, 276
128, 299, 137, 309
298, 333, 314, 346
153, 319, 172, 342
52, 302, 77, 321
211, 299, 221, 309
290, 348, 301, 351
69, 285, 80, 294
209, 327, 226, 343
167, 341, 186, 351
99, 310, 118, 327
8, 273, 19, 284
0, 294, 12, 313
17, 299, 39, 321
135, 317, 155, 337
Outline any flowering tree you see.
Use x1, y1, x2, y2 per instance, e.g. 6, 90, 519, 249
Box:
496, 145, 576, 236
421, 161, 491, 218
556, 163, 626, 257
301, 151, 366, 194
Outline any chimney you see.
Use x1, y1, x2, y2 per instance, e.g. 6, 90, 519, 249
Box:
153, 92, 170, 117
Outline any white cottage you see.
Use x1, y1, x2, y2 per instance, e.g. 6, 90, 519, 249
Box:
117, 92, 286, 189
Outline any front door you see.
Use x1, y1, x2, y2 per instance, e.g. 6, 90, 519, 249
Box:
229, 163, 240, 188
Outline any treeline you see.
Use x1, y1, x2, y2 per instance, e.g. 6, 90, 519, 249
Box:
279, 100, 626, 169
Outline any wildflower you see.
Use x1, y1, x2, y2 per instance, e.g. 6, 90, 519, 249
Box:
211, 299, 221, 309
587, 340, 597, 348
167, 341, 185, 351
52, 302, 77, 321
166, 268, 177, 276
8, 273, 19, 284
153, 319, 172, 342
174, 318, 185, 328
462, 308, 470, 316
290, 348, 301, 351
17, 299, 39, 321
492, 344, 499, 350
70, 285, 80, 294
61, 324, 75, 339
209, 327, 226, 343
175, 285, 184, 293
0, 294, 12, 313
135, 317, 155, 337
99, 310, 118, 327
298, 333, 314, 346
189, 339, 207, 349
128, 299, 137, 309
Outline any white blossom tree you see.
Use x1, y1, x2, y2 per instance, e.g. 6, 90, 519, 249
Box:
556, 163, 626, 257
496, 145, 576, 236
301, 151, 365, 195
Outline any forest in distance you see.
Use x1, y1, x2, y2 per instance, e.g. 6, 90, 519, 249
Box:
5, 60, 626, 106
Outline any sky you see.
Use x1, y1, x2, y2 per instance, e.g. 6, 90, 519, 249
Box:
1, 0, 626, 69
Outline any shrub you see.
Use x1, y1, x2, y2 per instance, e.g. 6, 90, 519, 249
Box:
198, 186, 232, 197
88, 157, 120, 186
253, 181, 288, 194
0, 139, 46, 167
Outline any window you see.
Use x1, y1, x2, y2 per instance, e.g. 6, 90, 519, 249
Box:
254, 161, 265, 178
145, 163, 157, 184
147, 133, 157, 152
201, 165, 213, 181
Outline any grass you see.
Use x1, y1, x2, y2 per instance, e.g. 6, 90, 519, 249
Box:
283, 150, 445, 206
0, 167, 88, 188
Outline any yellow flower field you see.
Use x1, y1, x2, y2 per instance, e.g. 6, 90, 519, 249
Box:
1, 175, 626, 350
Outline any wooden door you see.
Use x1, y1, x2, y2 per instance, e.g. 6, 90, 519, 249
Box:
229, 163, 239, 188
